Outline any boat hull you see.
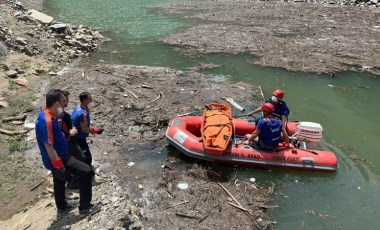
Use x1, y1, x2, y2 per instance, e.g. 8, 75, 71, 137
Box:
166, 116, 338, 173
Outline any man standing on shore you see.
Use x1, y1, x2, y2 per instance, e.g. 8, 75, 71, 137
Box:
71, 92, 104, 168
60, 90, 86, 189
35, 89, 101, 217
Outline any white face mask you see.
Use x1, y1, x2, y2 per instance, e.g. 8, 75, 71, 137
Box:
271, 96, 278, 102
57, 107, 64, 117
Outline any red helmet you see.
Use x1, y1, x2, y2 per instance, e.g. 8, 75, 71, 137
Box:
273, 89, 284, 99
262, 103, 275, 113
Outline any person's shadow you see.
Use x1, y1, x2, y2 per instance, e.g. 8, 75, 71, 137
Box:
47, 212, 84, 230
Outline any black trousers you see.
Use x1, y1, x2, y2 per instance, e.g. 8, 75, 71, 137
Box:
76, 138, 92, 167
52, 156, 94, 210
67, 139, 86, 186
68, 139, 85, 162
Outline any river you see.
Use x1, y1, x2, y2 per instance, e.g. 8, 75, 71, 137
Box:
44, 0, 380, 228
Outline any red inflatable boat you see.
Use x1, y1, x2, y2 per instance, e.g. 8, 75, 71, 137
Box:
165, 116, 338, 173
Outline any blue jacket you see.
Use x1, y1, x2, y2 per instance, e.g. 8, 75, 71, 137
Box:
35, 109, 68, 170
71, 104, 90, 139
257, 117, 283, 147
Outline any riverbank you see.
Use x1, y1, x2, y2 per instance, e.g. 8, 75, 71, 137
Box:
1, 1, 274, 229
159, 0, 380, 76
0, 0, 104, 220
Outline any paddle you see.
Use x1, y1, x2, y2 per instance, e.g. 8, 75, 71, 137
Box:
234, 114, 256, 119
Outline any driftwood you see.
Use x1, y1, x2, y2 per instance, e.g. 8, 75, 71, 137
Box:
218, 182, 244, 209
148, 92, 163, 104
141, 83, 153, 89
198, 214, 209, 223
267, 182, 275, 195
175, 212, 198, 219
30, 181, 44, 191
258, 85, 265, 99
2, 114, 27, 122
116, 82, 139, 99
0, 128, 29, 136
166, 200, 188, 209
177, 112, 194, 117
222, 97, 245, 112
228, 201, 252, 215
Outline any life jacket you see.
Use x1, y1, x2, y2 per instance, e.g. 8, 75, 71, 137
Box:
265, 99, 289, 119
257, 116, 282, 147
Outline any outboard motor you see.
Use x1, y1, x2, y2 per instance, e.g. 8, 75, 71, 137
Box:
292, 122, 323, 149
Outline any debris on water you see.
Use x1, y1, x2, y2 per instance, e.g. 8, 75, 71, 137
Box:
357, 186, 361, 190
295, 180, 298, 183
177, 182, 188, 190
328, 84, 334, 88
249, 178, 256, 183
127, 162, 135, 167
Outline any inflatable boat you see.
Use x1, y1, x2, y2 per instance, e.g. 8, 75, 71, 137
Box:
165, 115, 338, 173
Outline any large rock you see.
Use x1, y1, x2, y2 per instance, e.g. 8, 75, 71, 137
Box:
6, 70, 18, 78
27, 10, 53, 24
0, 41, 7, 58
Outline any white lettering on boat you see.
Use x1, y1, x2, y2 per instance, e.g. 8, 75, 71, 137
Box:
174, 130, 188, 144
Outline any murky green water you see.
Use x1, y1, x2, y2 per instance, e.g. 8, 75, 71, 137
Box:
45, 0, 380, 228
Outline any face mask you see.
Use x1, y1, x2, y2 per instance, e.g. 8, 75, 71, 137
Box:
57, 107, 64, 118
271, 96, 278, 102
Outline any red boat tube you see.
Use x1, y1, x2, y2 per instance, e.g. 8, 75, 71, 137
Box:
166, 116, 338, 173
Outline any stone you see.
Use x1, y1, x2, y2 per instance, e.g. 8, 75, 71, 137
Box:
27, 10, 54, 24
6, 70, 18, 78
65, 39, 89, 51
0, 41, 7, 58
24, 47, 33, 56
18, 14, 34, 22
16, 37, 28, 46
0, 101, 9, 108
49, 24, 68, 35
49, 23, 68, 30
92, 31, 104, 40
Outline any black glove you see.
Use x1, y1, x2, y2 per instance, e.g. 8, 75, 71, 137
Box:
97, 128, 104, 134
91, 127, 104, 135
54, 168, 68, 181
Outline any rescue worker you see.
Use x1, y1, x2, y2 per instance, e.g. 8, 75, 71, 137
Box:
60, 90, 85, 162
59, 90, 85, 189
35, 89, 101, 217
247, 89, 289, 126
243, 103, 290, 150
71, 92, 104, 168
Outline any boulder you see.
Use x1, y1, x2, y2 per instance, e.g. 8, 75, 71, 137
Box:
27, 10, 54, 24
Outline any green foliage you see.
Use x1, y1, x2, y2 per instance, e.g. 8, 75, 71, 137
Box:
6, 136, 28, 152
8, 80, 18, 91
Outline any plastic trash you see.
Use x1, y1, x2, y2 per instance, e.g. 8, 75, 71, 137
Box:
127, 162, 135, 167
177, 182, 188, 190
249, 178, 256, 182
